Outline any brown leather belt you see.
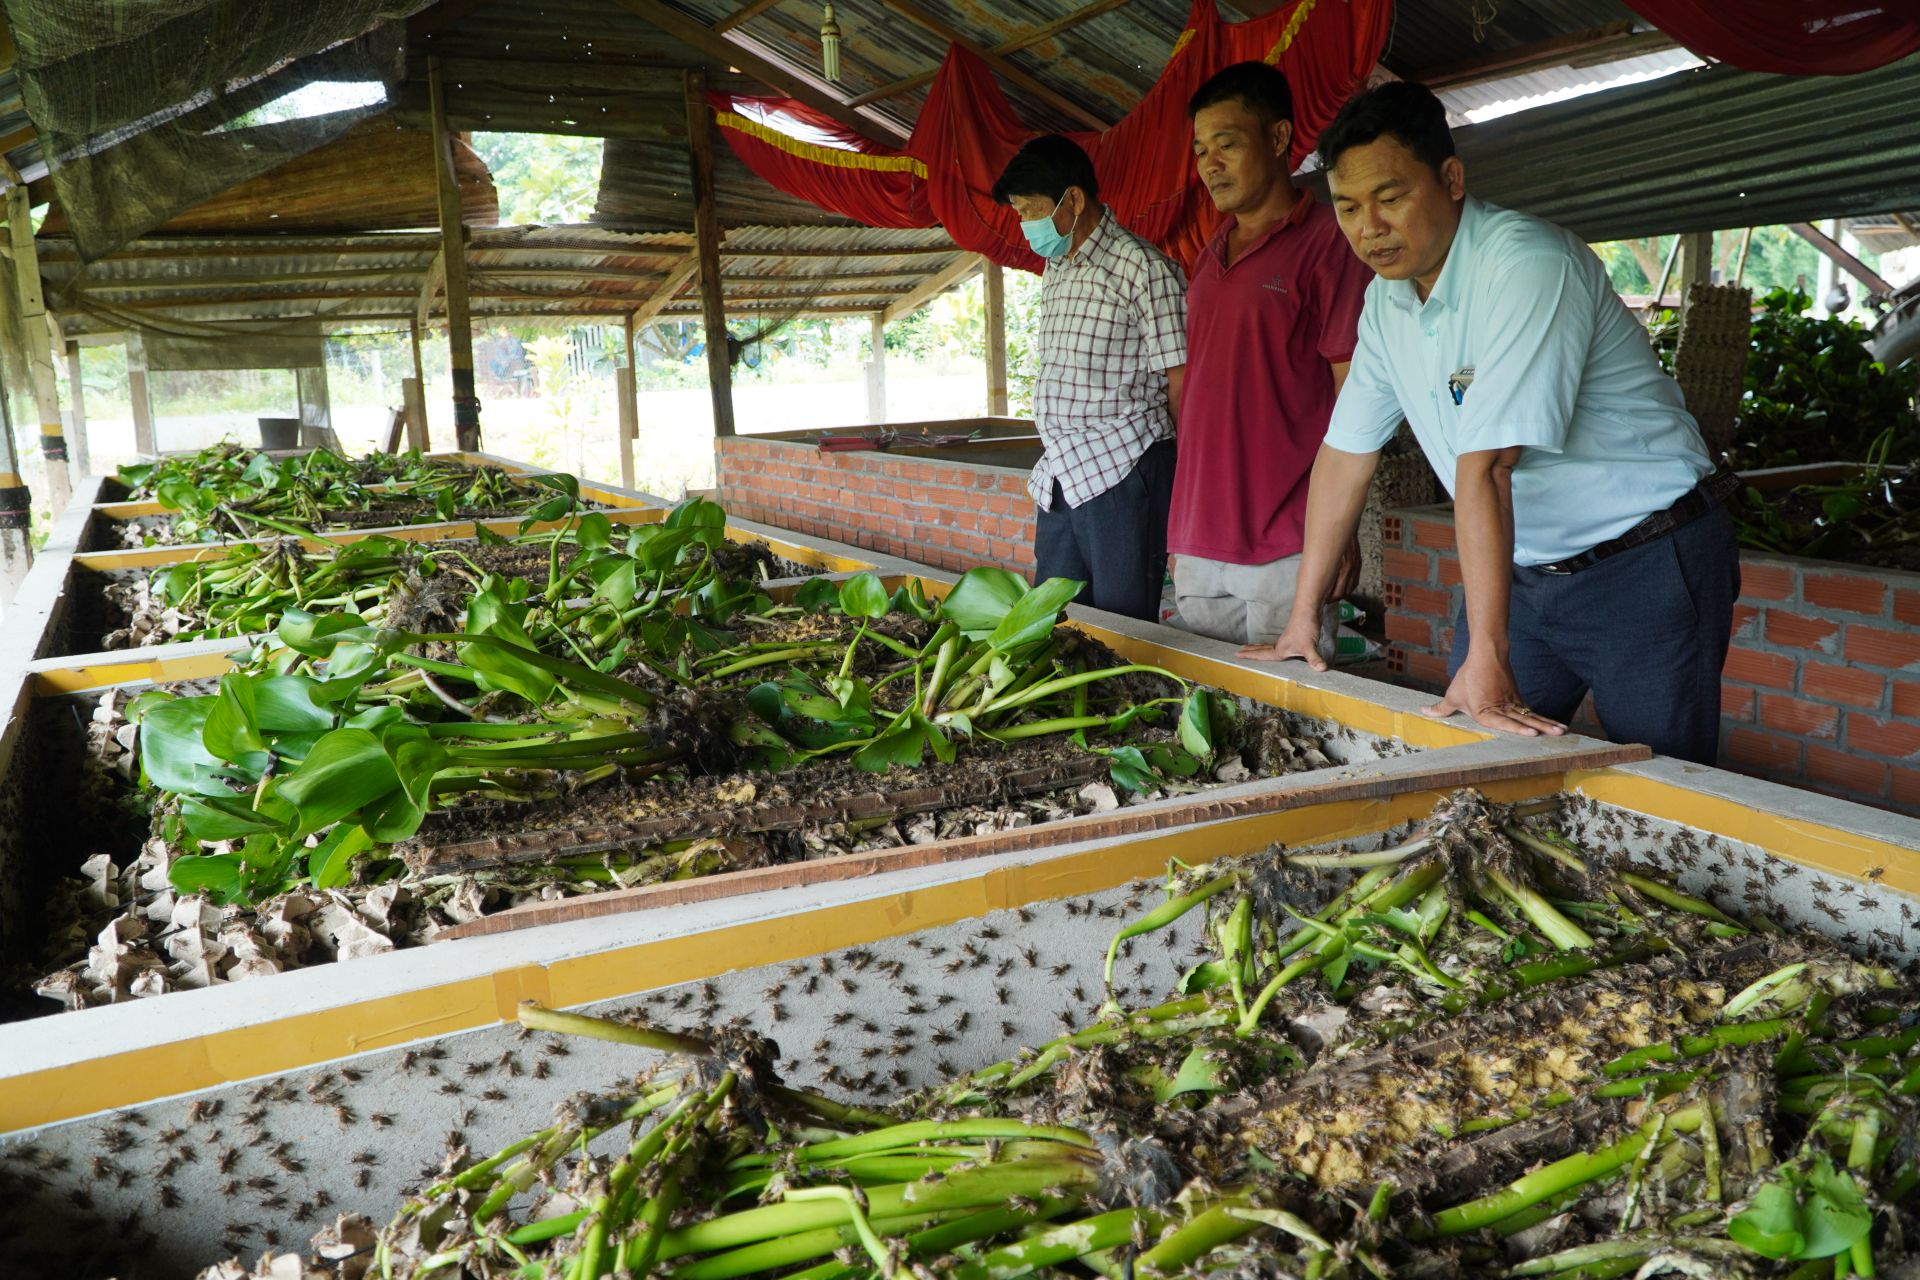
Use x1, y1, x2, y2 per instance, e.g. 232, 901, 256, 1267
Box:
1531, 469, 1742, 576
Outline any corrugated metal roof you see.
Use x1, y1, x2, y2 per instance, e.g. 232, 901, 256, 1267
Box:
1456, 54, 1920, 243
1381, 0, 1643, 76
1437, 47, 1701, 121
35, 222, 969, 333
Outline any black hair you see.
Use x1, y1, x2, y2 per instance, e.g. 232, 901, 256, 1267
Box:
1187, 61, 1293, 126
1316, 80, 1456, 174
991, 134, 1099, 206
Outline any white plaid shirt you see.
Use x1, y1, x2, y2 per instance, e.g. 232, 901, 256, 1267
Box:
1030, 209, 1188, 510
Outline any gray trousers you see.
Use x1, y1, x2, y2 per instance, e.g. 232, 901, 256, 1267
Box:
1174, 551, 1339, 655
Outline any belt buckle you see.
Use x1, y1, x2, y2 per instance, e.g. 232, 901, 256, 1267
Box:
1536, 561, 1573, 575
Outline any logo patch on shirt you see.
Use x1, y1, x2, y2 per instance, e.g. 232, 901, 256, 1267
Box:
1262, 276, 1289, 294
1447, 366, 1475, 406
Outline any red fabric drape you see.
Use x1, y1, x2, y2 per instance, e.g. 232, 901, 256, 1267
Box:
712, 0, 1392, 272
1620, 1, 1920, 75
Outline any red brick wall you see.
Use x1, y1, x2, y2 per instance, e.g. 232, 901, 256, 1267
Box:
717, 436, 1036, 577
1381, 505, 1920, 815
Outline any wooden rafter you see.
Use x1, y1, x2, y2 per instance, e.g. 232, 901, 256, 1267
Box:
37, 238, 963, 263
882, 253, 980, 323
875, 0, 1105, 129
1788, 222, 1893, 295
415, 246, 447, 327
849, 0, 1129, 108
714, 0, 784, 34
1410, 22, 1680, 90
611, 0, 906, 146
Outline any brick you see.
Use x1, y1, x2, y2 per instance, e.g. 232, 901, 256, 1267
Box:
1382, 515, 1403, 544
1411, 519, 1456, 551
1894, 767, 1920, 809
1436, 554, 1463, 587
1896, 588, 1920, 627
1738, 562, 1795, 601
1731, 603, 1760, 642
1759, 693, 1839, 740
1804, 572, 1888, 615
1385, 613, 1432, 647
1722, 646, 1795, 689
1721, 684, 1754, 720
1805, 745, 1888, 799
1845, 624, 1920, 671
1894, 681, 1920, 720
1405, 649, 1449, 688
1848, 714, 1920, 760
1801, 662, 1885, 710
1401, 585, 1453, 618
1383, 548, 1430, 583
1764, 611, 1840, 653
1384, 583, 1404, 608
1724, 728, 1803, 772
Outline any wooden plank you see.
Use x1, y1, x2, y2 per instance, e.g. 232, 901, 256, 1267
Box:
616, 364, 638, 489
613, 0, 905, 145
983, 260, 1008, 416
437, 740, 1653, 940
627, 252, 702, 327
126, 334, 156, 456
415, 245, 446, 327
866, 313, 886, 424
428, 55, 481, 452
883, 253, 980, 323
1789, 221, 1893, 294
877, 0, 1106, 130
61, 336, 90, 479
849, 0, 1130, 107
714, 0, 785, 33
686, 68, 736, 440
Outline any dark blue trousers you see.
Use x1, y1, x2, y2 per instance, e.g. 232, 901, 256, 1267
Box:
1449, 505, 1740, 765
1033, 440, 1175, 622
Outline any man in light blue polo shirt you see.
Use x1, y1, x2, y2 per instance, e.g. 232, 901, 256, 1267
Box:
1241, 81, 1740, 765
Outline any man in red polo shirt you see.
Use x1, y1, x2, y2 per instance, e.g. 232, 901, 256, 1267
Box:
1169, 62, 1372, 654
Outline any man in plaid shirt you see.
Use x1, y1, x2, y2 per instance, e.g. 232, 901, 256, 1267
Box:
993, 136, 1188, 620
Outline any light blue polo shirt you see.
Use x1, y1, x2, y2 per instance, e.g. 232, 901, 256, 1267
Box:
1323, 196, 1710, 565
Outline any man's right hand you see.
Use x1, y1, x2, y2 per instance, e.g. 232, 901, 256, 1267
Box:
1237, 615, 1327, 670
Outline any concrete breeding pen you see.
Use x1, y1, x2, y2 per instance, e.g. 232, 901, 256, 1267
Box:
0, 740, 1912, 1274
0, 453, 1913, 1276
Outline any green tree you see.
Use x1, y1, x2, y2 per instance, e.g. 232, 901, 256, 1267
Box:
470, 132, 604, 225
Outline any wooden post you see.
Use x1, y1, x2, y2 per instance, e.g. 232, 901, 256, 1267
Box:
428, 55, 481, 451
7, 184, 69, 510
406, 315, 430, 451
866, 313, 887, 424
1673, 230, 1713, 322
685, 69, 735, 440
62, 339, 90, 478
983, 260, 1009, 417
618, 313, 639, 489
0, 363, 31, 600
295, 364, 334, 450
127, 333, 157, 456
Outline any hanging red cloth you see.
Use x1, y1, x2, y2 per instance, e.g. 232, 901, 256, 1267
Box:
1619, 1, 1920, 75
712, 0, 1392, 272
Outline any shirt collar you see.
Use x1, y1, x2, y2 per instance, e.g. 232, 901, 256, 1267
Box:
1386, 193, 1480, 314
1207, 189, 1315, 267
1063, 206, 1114, 265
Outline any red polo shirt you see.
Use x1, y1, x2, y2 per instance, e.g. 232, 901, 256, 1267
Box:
1168, 193, 1372, 564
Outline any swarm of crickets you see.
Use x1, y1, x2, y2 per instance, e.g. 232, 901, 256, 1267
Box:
204, 789, 1919, 1280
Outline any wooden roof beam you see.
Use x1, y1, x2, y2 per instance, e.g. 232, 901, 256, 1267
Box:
1789, 222, 1893, 295
882, 253, 979, 323
416, 245, 447, 326
873, 0, 1106, 129
850, 0, 1129, 108
1410, 22, 1681, 91
714, 0, 785, 33
610, 0, 907, 146
630, 251, 703, 326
